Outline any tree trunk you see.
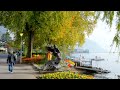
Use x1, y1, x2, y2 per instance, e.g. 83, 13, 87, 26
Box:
27, 31, 34, 58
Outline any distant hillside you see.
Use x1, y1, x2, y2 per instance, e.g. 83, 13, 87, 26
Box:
75, 39, 107, 53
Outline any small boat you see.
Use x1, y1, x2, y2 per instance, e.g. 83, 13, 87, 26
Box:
91, 56, 105, 61
91, 58, 104, 61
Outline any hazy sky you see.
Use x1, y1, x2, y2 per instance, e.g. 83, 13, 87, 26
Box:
0, 26, 7, 33
86, 18, 117, 52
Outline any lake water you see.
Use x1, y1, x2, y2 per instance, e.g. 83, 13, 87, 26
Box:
70, 53, 120, 79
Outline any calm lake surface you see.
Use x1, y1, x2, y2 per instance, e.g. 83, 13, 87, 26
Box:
70, 53, 120, 79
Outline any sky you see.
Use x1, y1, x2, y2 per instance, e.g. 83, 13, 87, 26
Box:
86, 18, 117, 52
0, 26, 14, 40
0, 26, 7, 33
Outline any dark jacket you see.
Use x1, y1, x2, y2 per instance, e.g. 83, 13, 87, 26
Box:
7, 54, 14, 63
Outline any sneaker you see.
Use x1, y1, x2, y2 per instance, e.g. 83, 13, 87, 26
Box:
10, 71, 13, 73
8, 71, 11, 73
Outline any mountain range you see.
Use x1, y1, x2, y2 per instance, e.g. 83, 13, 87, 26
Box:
76, 39, 107, 53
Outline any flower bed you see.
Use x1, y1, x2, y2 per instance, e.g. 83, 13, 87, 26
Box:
64, 59, 75, 67
22, 55, 44, 63
38, 72, 94, 79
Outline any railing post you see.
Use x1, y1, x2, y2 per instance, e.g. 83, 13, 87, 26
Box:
76, 62, 77, 67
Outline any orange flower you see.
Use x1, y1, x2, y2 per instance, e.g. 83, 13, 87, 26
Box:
68, 64, 71, 67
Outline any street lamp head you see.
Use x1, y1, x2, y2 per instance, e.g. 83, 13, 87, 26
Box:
20, 33, 23, 37
23, 41, 25, 44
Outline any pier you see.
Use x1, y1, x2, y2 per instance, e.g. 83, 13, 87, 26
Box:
75, 66, 110, 73
73, 59, 110, 74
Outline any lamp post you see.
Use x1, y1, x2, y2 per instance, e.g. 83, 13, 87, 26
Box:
20, 33, 23, 64
22, 41, 25, 56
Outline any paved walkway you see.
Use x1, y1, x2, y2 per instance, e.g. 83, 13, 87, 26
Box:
0, 64, 39, 79
0, 53, 39, 79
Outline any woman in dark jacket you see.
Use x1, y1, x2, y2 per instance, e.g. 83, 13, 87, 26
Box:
7, 52, 14, 73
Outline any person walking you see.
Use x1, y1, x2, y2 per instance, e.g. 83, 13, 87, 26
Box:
13, 52, 17, 65
7, 52, 14, 73
16, 50, 20, 64
46, 51, 52, 61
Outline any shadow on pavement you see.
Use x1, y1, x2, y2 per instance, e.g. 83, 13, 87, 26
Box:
0, 72, 39, 74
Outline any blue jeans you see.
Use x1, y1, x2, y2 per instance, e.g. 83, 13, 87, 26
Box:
8, 63, 13, 72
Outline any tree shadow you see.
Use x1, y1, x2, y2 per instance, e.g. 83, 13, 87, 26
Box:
0, 72, 39, 74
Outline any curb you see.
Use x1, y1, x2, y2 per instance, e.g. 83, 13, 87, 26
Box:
32, 64, 41, 71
